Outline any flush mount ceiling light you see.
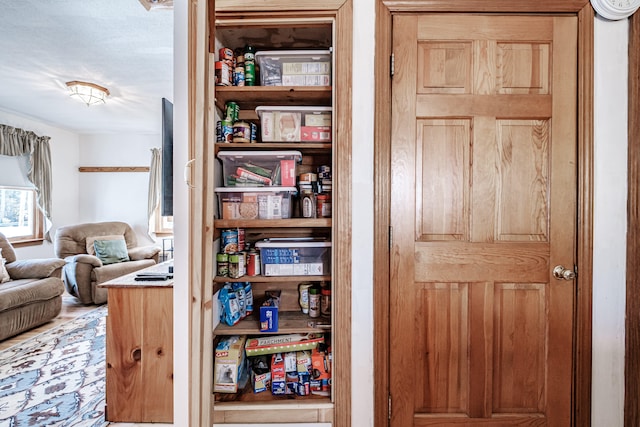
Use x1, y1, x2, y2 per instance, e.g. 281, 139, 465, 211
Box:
65, 81, 110, 106
138, 0, 173, 11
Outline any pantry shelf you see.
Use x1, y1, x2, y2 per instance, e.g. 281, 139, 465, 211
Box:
214, 142, 332, 154
214, 86, 332, 111
214, 275, 331, 283
214, 311, 331, 336
214, 218, 331, 229
214, 391, 332, 405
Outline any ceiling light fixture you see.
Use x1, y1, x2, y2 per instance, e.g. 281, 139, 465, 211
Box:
138, 0, 173, 11
65, 81, 110, 106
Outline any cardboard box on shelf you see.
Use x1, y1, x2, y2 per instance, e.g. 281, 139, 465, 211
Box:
271, 353, 287, 395
260, 290, 281, 332
213, 335, 248, 393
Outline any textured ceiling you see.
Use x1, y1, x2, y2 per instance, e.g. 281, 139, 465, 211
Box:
0, 0, 173, 134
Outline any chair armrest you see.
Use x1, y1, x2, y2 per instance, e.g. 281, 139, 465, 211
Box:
128, 246, 161, 261
64, 254, 103, 268
6, 258, 66, 280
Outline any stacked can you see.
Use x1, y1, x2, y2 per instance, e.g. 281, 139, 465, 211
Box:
215, 47, 234, 86
316, 165, 332, 218
217, 101, 239, 143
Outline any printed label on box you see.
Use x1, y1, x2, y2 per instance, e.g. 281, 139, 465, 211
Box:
282, 74, 331, 86
274, 112, 301, 142
281, 160, 296, 187
304, 113, 332, 127
263, 263, 324, 276
301, 126, 331, 142
282, 62, 331, 75
260, 111, 275, 142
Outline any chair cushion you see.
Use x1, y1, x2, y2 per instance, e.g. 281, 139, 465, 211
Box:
86, 234, 125, 255
0, 277, 64, 312
93, 239, 130, 265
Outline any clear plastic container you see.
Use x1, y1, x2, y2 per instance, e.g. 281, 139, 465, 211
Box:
255, 239, 332, 276
255, 50, 332, 86
215, 187, 297, 220
255, 106, 332, 143
217, 150, 302, 187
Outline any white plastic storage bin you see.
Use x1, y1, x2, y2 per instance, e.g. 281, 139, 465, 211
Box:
255, 239, 332, 276
215, 187, 296, 220
256, 106, 332, 143
217, 150, 302, 187
255, 49, 332, 86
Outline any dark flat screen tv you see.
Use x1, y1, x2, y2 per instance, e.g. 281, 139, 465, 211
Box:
161, 98, 174, 217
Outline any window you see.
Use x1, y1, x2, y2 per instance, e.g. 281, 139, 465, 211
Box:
153, 203, 173, 236
0, 187, 43, 243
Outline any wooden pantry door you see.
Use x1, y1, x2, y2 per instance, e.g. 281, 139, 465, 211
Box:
389, 14, 578, 427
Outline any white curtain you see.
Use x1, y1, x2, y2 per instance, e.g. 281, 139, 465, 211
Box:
147, 148, 162, 237
0, 125, 53, 240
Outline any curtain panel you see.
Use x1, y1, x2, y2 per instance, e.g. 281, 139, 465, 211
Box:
0, 125, 53, 240
148, 147, 161, 237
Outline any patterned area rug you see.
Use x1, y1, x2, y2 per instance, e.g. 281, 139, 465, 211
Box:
0, 305, 108, 427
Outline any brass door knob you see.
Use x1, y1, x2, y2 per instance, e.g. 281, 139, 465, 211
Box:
553, 265, 576, 281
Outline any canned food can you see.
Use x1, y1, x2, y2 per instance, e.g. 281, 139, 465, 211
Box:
219, 47, 234, 62
237, 228, 245, 251
233, 66, 245, 86
246, 250, 260, 276
233, 121, 251, 143
216, 120, 223, 142
214, 61, 231, 86
221, 120, 233, 143
228, 252, 246, 278
228, 253, 242, 278
221, 229, 239, 253
225, 101, 240, 123
216, 253, 229, 277
250, 122, 258, 143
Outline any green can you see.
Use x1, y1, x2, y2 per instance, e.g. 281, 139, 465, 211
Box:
225, 101, 239, 123
216, 253, 229, 277
244, 45, 256, 86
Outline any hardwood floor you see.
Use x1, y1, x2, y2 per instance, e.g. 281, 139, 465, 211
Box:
0, 292, 98, 351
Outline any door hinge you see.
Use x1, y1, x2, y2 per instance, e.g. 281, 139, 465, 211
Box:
390, 53, 395, 78
388, 394, 392, 419
389, 226, 393, 249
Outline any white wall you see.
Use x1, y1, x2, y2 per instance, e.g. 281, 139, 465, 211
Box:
351, 0, 375, 426
0, 109, 80, 259
78, 133, 160, 246
592, 17, 629, 426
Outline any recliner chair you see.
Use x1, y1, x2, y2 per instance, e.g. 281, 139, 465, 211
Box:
54, 221, 161, 304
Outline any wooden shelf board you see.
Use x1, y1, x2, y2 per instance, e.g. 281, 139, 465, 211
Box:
214, 218, 331, 229
213, 391, 332, 407
78, 166, 150, 173
214, 275, 331, 283
214, 311, 331, 335
215, 142, 332, 152
214, 86, 332, 111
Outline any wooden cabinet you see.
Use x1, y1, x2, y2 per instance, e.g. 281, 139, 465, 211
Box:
186, 1, 352, 425
100, 265, 174, 423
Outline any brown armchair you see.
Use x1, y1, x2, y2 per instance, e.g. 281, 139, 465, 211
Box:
0, 232, 66, 340
54, 221, 161, 304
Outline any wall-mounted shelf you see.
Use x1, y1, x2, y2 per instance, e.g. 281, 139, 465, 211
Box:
78, 167, 150, 173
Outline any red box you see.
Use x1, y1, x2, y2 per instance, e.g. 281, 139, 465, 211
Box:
280, 159, 296, 187
271, 353, 287, 395
301, 126, 331, 142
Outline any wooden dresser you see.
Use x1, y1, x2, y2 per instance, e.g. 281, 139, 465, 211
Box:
99, 261, 174, 423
